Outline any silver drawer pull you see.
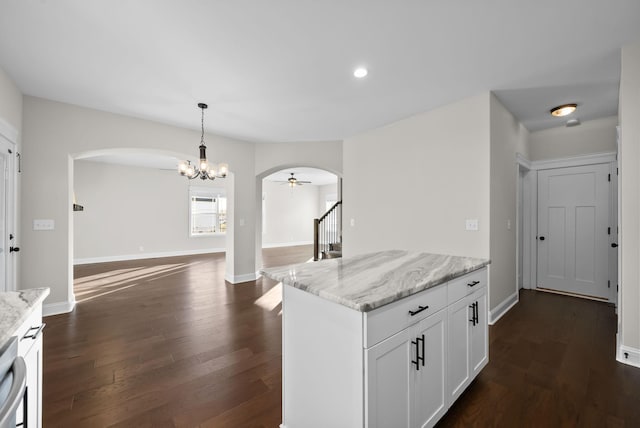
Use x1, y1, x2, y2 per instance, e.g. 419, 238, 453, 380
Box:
22, 323, 46, 340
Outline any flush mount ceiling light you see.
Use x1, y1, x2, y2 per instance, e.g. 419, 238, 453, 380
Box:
550, 103, 577, 117
178, 103, 228, 180
353, 67, 368, 78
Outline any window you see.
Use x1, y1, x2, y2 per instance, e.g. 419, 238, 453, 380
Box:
190, 188, 226, 236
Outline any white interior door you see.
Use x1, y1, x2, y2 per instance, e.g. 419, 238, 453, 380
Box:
0, 135, 15, 293
537, 164, 610, 299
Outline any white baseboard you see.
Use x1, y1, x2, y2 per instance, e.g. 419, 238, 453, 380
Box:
262, 241, 313, 249
43, 299, 76, 316
488, 291, 519, 325
225, 271, 262, 284
74, 248, 225, 265
617, 345, 640, 368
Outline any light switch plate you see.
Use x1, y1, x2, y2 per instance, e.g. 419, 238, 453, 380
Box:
33, 219, 55, 231
465, 219, 479, 231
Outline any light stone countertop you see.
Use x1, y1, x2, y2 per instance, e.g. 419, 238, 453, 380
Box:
261, 250, 490, 312
0, 288, 50, 347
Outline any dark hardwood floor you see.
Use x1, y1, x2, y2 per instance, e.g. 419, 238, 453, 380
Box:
43, 247, 640, 427
438, 290, 640, 428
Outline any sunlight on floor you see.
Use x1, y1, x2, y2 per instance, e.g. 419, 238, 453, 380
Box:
254, 282, 282, 314
253, 257, 314, 315
75, 263, 187, 303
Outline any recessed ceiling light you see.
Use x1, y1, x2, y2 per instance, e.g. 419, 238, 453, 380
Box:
550, 103, 577, 117
353, 67, 368, 78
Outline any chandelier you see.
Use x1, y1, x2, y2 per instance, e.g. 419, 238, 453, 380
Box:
178, 103, 228, 180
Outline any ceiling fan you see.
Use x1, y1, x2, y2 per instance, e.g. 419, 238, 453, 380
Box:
277, 172, 312, 187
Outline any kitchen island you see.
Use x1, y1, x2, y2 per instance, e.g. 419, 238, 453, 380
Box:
0, 288, 49, 428
262, 250, 490, 428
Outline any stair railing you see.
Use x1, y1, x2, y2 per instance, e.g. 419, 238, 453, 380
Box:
314, 200, 342, 261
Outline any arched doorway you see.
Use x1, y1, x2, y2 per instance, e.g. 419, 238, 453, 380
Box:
255, 165, 342, 269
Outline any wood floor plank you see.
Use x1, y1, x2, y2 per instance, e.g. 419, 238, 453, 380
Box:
42, 246, 640, 427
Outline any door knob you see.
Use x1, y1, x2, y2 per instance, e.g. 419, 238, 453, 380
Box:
611, 243, 618, 248
9, 246, 20, 253
539, 236, 545, 241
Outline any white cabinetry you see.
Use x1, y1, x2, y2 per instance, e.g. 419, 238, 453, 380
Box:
281, 267, 488, 428
447, 272, 488, 404
13, 304, 44, 428
365, 328, 411, 428
365, 308, 447, 428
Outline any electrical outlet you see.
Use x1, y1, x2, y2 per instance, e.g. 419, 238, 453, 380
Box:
465, 219, 479, 231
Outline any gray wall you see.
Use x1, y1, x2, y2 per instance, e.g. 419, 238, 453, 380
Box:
342, 92, 491, 260
489, 94, 530, 312
262, 180, 319, 247
619, 42, 640, 353
74, 160, 227, 262
0, 67, 22, 132
529, 116, 617, 160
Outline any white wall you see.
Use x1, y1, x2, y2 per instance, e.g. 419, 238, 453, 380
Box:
318, 183, 338, 216
262, 180, 319, 247
343, 93, 491, 260
0, 67, 22, 133
529, 116, 617, 161
74, 160, 227, 262
253, 140, 343, 267
619, 42, 640, 357
254, 141, 343, 178
21, 96, 256, 308
489, 94, 530, 312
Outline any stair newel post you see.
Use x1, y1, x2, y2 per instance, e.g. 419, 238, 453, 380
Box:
314, 218, 320, 261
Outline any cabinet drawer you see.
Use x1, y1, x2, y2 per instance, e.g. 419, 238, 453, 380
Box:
16, 306, 44, 358
447, 268, 487, 304
364, 284, 447, 348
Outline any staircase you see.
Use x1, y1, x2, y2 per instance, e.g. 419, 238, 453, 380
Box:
314, 200, 342, 261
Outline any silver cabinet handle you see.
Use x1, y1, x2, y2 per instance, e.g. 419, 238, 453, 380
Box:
0, 357, 27, 427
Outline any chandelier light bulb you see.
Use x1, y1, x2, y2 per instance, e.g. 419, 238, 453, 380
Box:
178, 161, 188, 173
218, 163, 229, 177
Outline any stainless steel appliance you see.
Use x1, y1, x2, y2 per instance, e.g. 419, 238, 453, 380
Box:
0, 337, 26, 428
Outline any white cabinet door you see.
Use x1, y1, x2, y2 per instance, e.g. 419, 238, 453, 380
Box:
16, 328, 43, 428
470, 287, 488, 376
447, 296, 472, 403
412, 310, 447, 428
366, 328, 412, 428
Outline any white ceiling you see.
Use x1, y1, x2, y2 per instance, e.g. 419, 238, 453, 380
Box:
1, 1, 639, 141
264, 168, 338, 186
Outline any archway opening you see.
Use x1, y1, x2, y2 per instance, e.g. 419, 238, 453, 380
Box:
255, 165, 341, 270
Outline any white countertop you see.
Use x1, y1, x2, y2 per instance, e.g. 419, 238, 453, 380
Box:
0, 288, 50, 346
261, 250, 489, 312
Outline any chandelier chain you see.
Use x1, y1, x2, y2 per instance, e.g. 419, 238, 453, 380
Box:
201, 106, 205, 145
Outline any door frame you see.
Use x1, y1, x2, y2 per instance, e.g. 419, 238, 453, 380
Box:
517, 152, 617, 300
0, 117, 18, 292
